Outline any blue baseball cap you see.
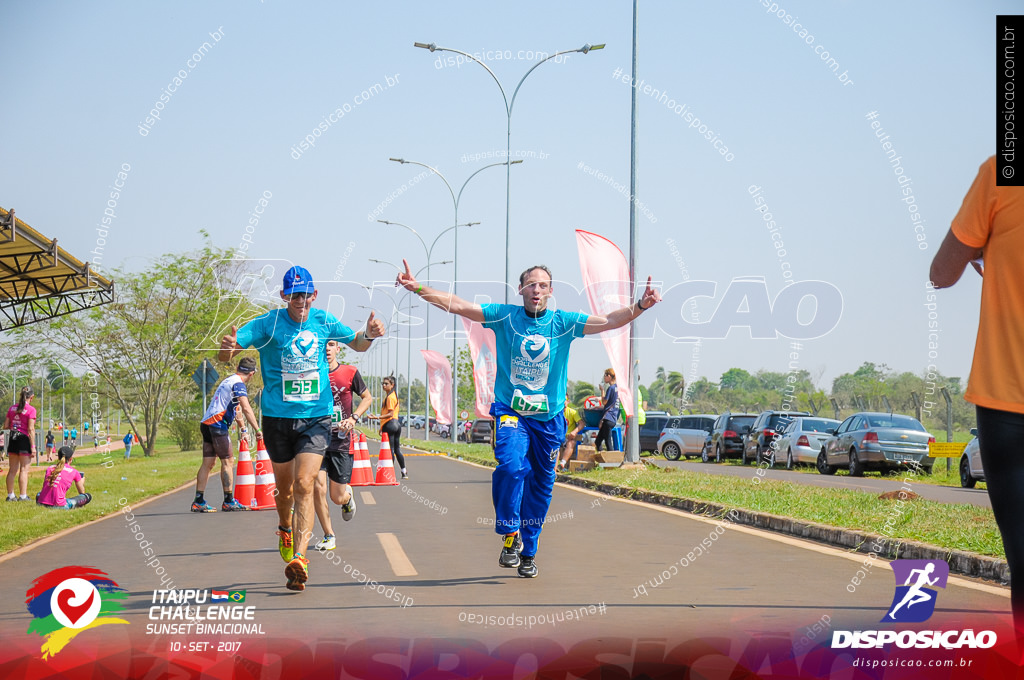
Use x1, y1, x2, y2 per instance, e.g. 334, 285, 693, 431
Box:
282, 266, 315, 296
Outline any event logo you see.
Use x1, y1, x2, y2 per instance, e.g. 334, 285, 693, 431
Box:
520, 335, 550, 364
25, 566, 128, 658
883, 559, 948, 623
291, 330, 318, 359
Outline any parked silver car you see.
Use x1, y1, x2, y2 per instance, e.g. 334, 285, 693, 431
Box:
657, 415, 716, 461
960, 428, 985, 488
771, 416, 841, 469
817, 412, 935, 476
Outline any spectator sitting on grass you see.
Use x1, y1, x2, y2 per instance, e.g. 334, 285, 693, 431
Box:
36, 446, 92, 509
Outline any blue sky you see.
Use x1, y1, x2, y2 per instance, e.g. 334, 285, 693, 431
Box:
1, 1, 1008, 393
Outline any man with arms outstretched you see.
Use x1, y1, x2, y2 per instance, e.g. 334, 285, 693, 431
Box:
397, 261, 660, 577
220, 265, 384, 591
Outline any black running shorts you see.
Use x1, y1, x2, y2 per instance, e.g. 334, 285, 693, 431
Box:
321, 447, 354, 485
262, 415, 330, 463
199, 423, 233, 459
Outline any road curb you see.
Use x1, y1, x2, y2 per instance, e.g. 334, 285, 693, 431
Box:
554, 474, 1009, 584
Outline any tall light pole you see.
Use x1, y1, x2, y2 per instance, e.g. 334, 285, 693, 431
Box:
414, 41, 605, 303
361, 287, 400, 393
378, 220, 472, 440
361, 284, 420, 427
390, 157, 519, 441
370, 259, 441, 439
626, 0, 641, 464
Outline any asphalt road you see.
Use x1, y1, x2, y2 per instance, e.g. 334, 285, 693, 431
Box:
0, 449, 1012, 676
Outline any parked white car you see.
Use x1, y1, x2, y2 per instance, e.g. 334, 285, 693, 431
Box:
960, 428, 985, 488
657, 415, 717, 461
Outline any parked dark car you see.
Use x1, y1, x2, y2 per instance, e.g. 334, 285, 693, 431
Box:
706, 413, 757, 463
470, 419, 493, 444
639, 411, 671, 454
742, 410, 811, 465
817, 412, 935, 476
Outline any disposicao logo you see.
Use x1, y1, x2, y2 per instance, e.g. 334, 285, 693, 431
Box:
831, 559, 996, 650
25, 566, 128, 658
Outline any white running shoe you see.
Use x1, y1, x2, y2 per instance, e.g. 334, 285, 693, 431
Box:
314, 535, 336, 551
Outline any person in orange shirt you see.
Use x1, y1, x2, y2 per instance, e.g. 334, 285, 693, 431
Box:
931, 155, 1024, 633
369, 376, 405, 479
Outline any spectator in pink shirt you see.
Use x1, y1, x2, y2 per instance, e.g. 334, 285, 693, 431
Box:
36, 447, 91, 509
5, 387, 37, 502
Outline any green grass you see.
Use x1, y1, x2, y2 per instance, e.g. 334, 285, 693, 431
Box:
0, 437, 199, 554
929, 430, 975, 444
696, 455, 986, 490
578, 465, 1003, 557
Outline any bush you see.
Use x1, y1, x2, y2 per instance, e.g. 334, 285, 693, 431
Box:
166, 399, 202, 451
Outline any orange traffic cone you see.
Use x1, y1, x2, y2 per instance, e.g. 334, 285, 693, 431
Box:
253, 438, 278, 510
234, 438, 255, 508
350, 432, 374, 486
374, 431, 399, 486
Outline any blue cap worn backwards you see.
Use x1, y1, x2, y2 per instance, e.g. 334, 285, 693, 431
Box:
282, 266, 315, 296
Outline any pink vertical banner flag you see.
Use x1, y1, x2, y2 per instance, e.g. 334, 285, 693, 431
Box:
461, 318, 497, 419
420, 349, 453, 425
575, 229, 633, 417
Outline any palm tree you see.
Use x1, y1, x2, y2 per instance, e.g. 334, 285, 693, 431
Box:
572, 381, 597, 408
666, 371, 686, 411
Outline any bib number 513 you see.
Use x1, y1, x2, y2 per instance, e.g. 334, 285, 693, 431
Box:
286, 380, 315, 395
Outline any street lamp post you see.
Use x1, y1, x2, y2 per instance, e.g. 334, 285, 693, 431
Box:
378, 220, 472, 441
413, 41, 605, 303
361, 284, 419, 428
370, 259, 442, 440
389, 157, 519, 442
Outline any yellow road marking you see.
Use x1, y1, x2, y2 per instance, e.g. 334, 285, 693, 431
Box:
377, 532, 417, 576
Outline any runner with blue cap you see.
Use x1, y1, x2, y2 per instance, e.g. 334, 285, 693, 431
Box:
220, 265, 385, 591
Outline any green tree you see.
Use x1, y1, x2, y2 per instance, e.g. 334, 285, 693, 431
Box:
165, 395, 203, 451
719, 368, 758, 392
572, 381, 598, 408
28, 244, 264, 456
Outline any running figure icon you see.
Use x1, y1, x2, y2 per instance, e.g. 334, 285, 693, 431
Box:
887, 562, 939, 620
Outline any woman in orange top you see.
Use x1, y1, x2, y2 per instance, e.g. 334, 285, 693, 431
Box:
369, 376, 406, 479
931, 155, 1024, 633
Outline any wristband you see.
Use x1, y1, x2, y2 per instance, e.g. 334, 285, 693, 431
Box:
636, 299, 648, 311
365, 332, 374, 343
416, 285, 424, 295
